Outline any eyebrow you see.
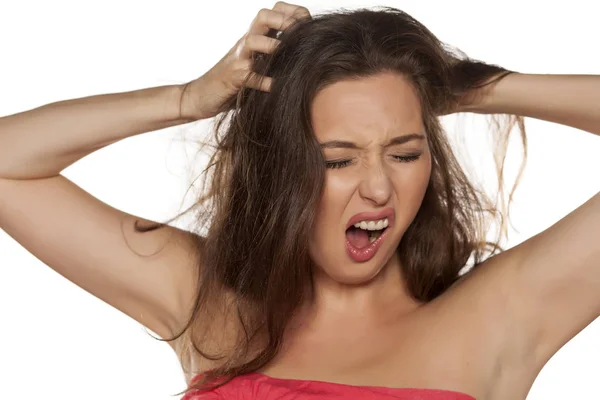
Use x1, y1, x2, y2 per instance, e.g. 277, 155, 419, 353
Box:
319, 133, 426, 149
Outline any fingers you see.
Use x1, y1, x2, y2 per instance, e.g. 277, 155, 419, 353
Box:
271, 1, 310, 15
239, 33, 281, 60
246, 73, 273, 92
248, 8, 296, 36
230, 60, 273, 92
242, 2, 311, 93
248, 2, 311, 36
272, 1, 311, 23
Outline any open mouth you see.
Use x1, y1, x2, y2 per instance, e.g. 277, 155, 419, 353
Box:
344, 210, 395, 262
344, 223, 391, 263
345, 225, 388, 248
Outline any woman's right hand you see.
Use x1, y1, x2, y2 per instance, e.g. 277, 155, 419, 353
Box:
179, 2, 311, 121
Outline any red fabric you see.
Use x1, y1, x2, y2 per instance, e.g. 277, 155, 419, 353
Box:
181, 372, 476, 399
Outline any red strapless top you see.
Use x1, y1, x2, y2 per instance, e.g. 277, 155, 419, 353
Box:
181, 372, 476, 399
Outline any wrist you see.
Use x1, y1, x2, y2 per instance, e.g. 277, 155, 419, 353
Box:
172, 83, 198, 122
475, 71, 521, 114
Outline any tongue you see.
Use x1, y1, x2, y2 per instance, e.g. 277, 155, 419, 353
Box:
346, 228, 370, 249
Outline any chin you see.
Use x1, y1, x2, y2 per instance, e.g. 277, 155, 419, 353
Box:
313, 254, 390, 286
309, 232, 402, 285
333, 267, 384, 285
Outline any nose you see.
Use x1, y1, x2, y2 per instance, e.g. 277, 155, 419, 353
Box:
357, 160, 393, 206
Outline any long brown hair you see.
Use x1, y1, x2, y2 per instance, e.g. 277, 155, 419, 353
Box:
129, 6, 526, 395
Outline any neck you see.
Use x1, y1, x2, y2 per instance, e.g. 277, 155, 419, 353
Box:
299, 252, 424, 330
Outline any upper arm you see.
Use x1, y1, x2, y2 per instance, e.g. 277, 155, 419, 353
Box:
0, 174, 203, 343
505, 191, 600, 370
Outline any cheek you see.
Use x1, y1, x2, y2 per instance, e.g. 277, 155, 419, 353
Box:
412, 155, 431, 187
418, 153, 433, 191
394, 155, 432, 208
323, 172, 356, 197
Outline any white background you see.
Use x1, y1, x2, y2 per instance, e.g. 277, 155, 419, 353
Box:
0, 0, 599, 399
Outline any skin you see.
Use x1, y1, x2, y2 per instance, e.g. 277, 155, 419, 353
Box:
262, 72, 511, 398
256, 71, 600, 399
304, 71, 432, 328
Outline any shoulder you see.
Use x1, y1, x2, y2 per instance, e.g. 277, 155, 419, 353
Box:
425, 250, 536, 397
169, 287, 263, 386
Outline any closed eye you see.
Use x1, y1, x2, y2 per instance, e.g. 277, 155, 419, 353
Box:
325, 154, 421, 169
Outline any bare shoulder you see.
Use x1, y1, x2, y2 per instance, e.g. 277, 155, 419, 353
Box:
175, 287, 258, 386
429, 191, 600, 398
422, 248, 537, 399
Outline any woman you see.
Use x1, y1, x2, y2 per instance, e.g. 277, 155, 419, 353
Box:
0, 2, 598, 399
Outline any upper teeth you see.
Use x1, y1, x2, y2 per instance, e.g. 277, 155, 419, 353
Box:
353, 218, 389, 231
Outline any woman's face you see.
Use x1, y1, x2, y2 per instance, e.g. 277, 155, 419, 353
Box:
308, 72, 432, 285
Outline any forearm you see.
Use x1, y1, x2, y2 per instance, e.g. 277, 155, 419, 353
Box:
477, 73, 600, 136
0, 84, 193, 180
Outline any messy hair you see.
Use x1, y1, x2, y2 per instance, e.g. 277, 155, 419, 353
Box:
129, 6, 525, 395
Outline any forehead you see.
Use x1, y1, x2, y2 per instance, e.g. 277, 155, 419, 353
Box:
311, 72, 423, 142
